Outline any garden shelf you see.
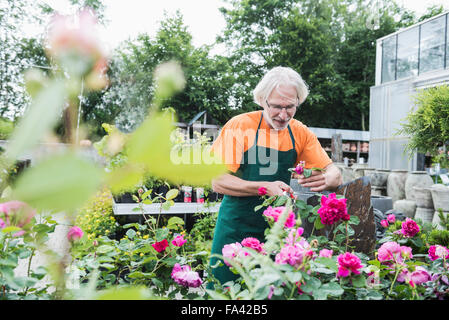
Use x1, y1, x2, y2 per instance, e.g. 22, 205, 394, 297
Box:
112, 201, 221, 215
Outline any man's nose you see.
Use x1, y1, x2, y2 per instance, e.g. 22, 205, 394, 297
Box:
279, 108, 289, 120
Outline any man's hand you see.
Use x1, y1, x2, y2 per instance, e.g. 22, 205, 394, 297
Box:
264, 180, 294, 197
293, 163, 342, 192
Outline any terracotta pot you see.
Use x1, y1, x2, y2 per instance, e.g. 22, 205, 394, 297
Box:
414, 207, 434, 224
429, 184, 449, 212
404, 171, 433, 201
350, 143, 357, 152
386, 169, 408, 203
393, 199, 417, 218
413, 186, 434, 209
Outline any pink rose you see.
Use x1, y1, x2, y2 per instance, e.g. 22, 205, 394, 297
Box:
337, 252, 363, 277
410, 266, 431, 285
428, 245, 449, 261
285, 227, 305, 245
377, 241, 402, 263
294, 161, 305, 175
263, 206, 296, 228
67, 226, 84, 242
381, 220, 389, 228
152, 239, 169, 253
319, 249, 333, 258
171, 235, 187, 247
400, 218, 420, 237
241, 237, 265, 253
317, 193, 349, 225
387, 214, 396, 224
0, 201, 36, 228
222, 242, 245, 266
171, 263, 202, 288
275, 239, 313, 269
0, 218, 5, 229
257, 187, 267, 196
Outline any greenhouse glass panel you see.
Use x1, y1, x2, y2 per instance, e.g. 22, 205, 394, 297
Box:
446, 14, 449, 69
397, 27, 419, 79
381, 36, 397, 83
419, 15, 446, 74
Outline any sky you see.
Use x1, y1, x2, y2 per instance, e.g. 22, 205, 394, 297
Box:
28, 0, 448, 54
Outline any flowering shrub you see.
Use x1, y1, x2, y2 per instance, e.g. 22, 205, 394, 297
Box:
204, 193, 449, 300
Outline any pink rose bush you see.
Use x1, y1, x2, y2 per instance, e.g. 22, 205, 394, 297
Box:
317, 193, 349, 225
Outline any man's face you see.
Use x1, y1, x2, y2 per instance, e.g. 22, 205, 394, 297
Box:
263, 84, 299, 130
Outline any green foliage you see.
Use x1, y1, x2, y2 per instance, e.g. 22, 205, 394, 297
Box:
0, 117, 14, 140
398, 85, 449, 167
75, 188, 120, 240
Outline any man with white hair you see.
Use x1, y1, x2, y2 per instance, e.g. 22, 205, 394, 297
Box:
208, 66, 342, 286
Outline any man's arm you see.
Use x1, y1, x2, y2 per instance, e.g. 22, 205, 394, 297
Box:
293, 163, 342, 192
212, 173, 294, 197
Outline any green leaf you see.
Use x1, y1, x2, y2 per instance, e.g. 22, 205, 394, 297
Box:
1, 226, 22, 234
205, 289, 230, 300
95, 286, 155, 300
126, 229, 136, 239
352, 274, 367, 288
161, 200, 174, 211
166, 216, 185, 230
12, 152, 104, 212
5, 79, 66, 162
165, 189, 179, 200
314, 216, 325, 230
96, 245, 115, 254
126, 112, 227, 186
303, 168, 313, 178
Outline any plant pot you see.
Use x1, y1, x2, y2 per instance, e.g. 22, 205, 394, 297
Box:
412, 186, 434, 209
393, 199, 417, 218
414, 207, 434, 224
432, 210, 449, 230
429, 184, 449, 212
371, 195, 393, 214
371, 186, 386, 196
115, 192, 134, 203
405, 171, 433, 201
368, 169, 390, 187
386, 169, 408, 203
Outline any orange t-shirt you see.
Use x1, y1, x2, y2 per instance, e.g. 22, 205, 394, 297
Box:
211, 110, 332, 173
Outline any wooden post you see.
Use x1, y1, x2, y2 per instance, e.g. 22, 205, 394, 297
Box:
331, 134, 343, 163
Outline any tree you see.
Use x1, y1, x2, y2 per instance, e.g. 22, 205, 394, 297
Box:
216, 0, 435, 130
101, 12, 237, 133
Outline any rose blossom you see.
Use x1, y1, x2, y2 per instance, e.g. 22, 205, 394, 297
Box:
171, 263, 202, 288
0, 201, 36, 236
377, 241, 413, 267
67, 226, 84, 242
172, 234, 187, 247
428, 245, 449, 261
275, 239, 313, 269
241, 237, 265, 254
152, 239, 169, 253
387, 214, 396, 224
337, 252, 363, 277
258, 187, 267, 196
222, 242, 245, 266
381, 220, 389, 228
319, 249, 333, 258
0, 218, 5, 229
400, 218, 420, 237
263, 206, 296, 228
317, 193, 349, 225
285, 227, 305, 246
410, 266, 431, 285
294, 161, 305, 175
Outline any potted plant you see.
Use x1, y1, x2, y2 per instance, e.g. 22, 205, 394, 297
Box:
397, 84, 449, 170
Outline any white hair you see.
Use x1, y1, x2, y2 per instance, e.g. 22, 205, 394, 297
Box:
253, 66, 309, 106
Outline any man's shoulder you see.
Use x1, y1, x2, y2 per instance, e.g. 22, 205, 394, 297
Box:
224, 110, 261, 129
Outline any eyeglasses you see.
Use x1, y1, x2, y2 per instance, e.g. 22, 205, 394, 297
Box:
265, 99, 299, 113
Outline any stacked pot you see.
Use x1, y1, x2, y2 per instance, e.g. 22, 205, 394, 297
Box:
413, 186, 434, 224
366, 169, 390, 196
429, 184, 449, 229
394, 171, 433, 219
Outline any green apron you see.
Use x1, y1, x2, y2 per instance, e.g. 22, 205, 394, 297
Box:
209, 112, 297, 286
